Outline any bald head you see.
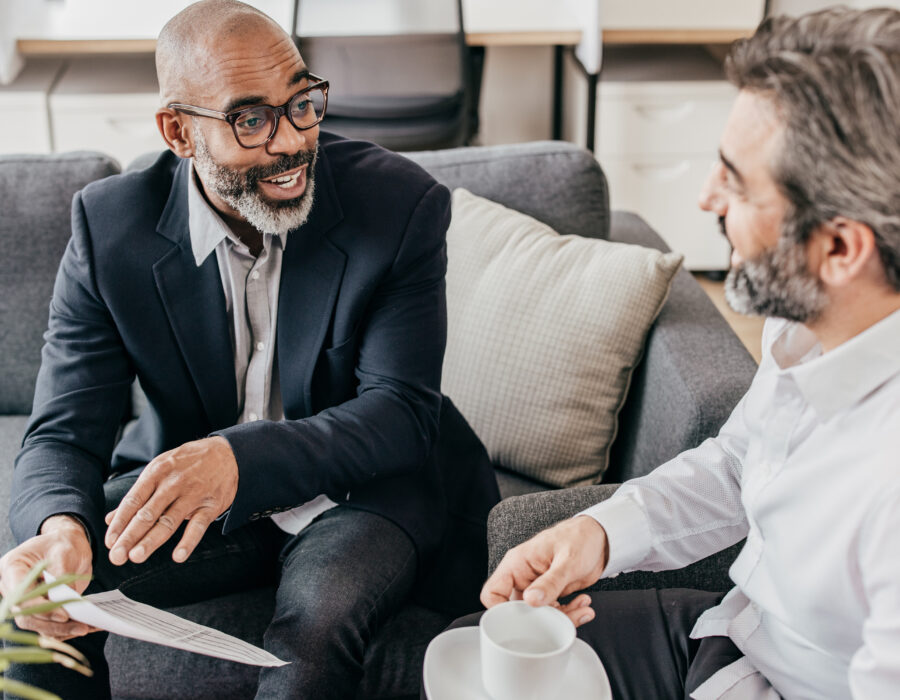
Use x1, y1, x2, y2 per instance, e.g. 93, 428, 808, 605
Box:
156, 0, 293, 105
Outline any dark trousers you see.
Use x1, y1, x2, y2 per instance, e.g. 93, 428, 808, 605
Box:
440, 589, 740, 700
5, 474, 417, 700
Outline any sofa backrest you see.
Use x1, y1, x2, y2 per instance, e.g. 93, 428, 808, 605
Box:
0, 152, 121, 415
406, 140, 610, 241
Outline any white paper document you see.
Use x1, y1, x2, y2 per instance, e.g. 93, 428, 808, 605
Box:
45, 574, 288, 667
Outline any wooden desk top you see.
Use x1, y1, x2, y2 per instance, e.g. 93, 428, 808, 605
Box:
17, 27, 752, 57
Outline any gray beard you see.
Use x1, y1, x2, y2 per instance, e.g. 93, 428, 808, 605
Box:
725, 233, 828, 323
192, 129, 317, 237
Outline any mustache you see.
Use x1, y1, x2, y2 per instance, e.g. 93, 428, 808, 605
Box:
246, 148, 317, 187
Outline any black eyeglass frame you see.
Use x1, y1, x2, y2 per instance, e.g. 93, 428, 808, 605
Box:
167, 73, 329, 149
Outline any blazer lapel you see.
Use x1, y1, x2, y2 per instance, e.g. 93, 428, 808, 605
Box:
277, 148, 346, 417
152, 159, 238, 430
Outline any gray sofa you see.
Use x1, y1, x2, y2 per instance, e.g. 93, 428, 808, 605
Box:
0, 141, 757, 699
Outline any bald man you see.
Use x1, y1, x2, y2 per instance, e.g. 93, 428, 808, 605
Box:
0, 1, 491, 697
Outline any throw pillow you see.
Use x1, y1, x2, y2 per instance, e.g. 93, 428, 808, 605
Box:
442, 188, 683, 487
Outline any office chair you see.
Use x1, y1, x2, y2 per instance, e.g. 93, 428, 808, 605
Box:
292, 0, 477, 151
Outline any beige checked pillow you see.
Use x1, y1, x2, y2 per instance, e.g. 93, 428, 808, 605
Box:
442, 189, 683, 487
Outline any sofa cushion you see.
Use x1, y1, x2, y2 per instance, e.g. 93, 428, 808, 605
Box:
0, 152, 121, 414
442, 189, 682, 487
0, 416, 28, 551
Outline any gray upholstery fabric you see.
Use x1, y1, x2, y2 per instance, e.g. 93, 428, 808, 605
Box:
0, 152, 121, 414
406, 141, 610, 242
605, 212, 757, 483
0, 416, 27, 551
487, 486, 741, 594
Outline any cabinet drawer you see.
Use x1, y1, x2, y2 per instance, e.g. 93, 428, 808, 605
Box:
597, 86, 735, 156
49, 56, 163, 167
602, 156, 731, 270
51, 98, 164, 167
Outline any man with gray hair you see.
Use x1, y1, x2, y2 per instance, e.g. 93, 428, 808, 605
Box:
478, 7, 900, 698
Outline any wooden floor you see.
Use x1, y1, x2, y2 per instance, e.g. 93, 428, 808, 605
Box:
693, 273, 765, 364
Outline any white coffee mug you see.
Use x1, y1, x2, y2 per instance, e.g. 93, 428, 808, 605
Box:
479, 600, 576, 700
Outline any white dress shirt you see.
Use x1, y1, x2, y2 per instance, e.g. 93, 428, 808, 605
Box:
583, 310, 900, 699
187, 168, 336, 535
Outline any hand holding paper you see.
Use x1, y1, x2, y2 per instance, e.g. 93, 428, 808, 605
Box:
45, 573, 287, 667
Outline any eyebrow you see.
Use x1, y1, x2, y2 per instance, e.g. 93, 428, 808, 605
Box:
221, 69, 311, 114
719, 150, 745, 188
289, 68, 310, 86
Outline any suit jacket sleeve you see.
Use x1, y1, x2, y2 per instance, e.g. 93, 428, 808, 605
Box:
10, 191, 134, 548
218, 182, 450, 531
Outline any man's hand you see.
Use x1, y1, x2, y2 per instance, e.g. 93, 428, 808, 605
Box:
104, 436, 239, 566
480, 516, 609, 627
0, 515, 98, 640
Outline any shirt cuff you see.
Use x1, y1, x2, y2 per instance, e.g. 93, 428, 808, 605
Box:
577, 494, 652, 577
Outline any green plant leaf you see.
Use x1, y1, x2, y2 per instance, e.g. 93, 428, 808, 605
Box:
0, 649, 91, 677
17, 574, 91, 605
9, 601, 70, 618
0, 630, 88, 665
0, 676, 63, 700
0, 648, 57, 664
0, 563, 46, 621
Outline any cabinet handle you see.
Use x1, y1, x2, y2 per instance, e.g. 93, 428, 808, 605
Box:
633, 102, 694, 123
630, 160, 690, 181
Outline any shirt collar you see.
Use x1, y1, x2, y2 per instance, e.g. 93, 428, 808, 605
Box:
187, 164, 235, 267
186, 165, 285, 266
775, 309, 900, 421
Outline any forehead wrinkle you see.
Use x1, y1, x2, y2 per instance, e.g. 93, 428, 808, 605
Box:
203, 41, 303, 108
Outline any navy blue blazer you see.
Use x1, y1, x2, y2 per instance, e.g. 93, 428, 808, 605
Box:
12, 132, 454, 562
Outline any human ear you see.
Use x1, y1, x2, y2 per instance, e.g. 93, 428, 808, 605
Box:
813, 217, 878, 288
156, 109, 194, 158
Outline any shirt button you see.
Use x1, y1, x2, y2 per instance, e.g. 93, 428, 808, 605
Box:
248, 412, 259, 421
256, 341, 265, 352
251, 270, 260, 280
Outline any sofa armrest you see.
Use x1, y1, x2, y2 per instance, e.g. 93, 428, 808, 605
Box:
606, 212, 758, 483
488, 486, 740, 594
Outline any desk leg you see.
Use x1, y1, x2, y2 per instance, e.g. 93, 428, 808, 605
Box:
552, 44, 564, 140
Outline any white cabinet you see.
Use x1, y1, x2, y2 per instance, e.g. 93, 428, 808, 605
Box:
567, 46, 734, 270
0, 58, 64, 154
600, 0, 765, 30
49, 56, 164, 168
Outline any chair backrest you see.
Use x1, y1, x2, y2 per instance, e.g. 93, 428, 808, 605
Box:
0, 152, 120, 415
293, 0, 474, 150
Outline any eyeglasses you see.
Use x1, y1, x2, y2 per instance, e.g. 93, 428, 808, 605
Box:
168, 74, 329, 149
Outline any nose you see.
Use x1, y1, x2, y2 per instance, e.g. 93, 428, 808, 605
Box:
266, 113, 313, 156
698, 162, 726, 215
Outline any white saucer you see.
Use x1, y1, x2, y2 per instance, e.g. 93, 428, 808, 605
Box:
423, 627, 612, 700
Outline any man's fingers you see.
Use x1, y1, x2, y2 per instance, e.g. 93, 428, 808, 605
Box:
126, 503, 191, 564
171, 511, 213, 563
108, 487, 177, 565
12, 594, 69, 623
14, 614, 95, 640
481, 571, 517, 608
523, 559, 571, 607
559, 593, 595, 628
105, 476, 158, 550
